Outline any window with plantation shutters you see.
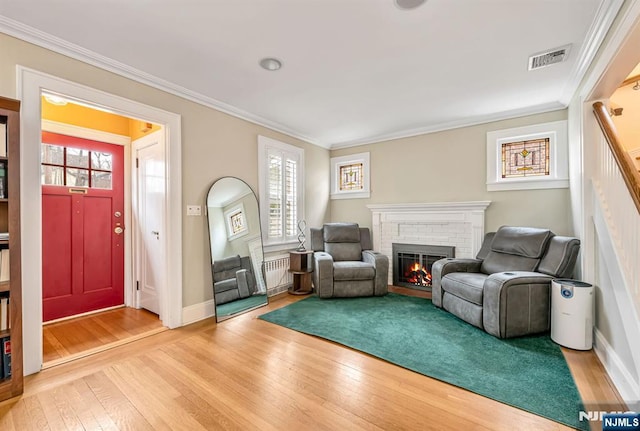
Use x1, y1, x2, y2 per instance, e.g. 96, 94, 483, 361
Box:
258, 136, 304, 249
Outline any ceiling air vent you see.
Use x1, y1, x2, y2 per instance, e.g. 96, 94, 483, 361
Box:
528, 45, 571, 71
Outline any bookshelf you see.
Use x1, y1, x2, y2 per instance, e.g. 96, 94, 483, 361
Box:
0, 96, 23, 400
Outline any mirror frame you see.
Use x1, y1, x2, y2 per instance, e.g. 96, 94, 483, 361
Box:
206, 176, 268, 322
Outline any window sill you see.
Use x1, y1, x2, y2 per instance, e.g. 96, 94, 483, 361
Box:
263, 241, 299, 255
486, 178, 569, 191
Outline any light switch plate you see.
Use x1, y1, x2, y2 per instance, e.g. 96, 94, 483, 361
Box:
186, 205, 201, 216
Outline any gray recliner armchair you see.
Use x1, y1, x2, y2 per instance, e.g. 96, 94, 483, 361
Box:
310, 223, 389, 298
431, 226, 580, 338
212, 255, 257, 305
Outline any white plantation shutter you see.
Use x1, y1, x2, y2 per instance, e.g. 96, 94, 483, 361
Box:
259, 136, 304, 247
268, 152, 283, 238
285, 158, 297, 238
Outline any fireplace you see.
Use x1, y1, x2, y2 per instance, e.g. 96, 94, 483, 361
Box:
392, 243, 455, 290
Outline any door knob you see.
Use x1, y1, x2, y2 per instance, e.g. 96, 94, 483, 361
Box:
114, 227, 124, 235
152, 231, 160, 239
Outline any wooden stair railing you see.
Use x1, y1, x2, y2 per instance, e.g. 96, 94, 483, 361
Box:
592, 101, 640, 214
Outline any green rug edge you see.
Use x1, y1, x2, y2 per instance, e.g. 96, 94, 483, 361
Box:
259, 293, 587, 430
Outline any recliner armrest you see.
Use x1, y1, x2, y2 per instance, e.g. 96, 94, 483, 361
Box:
362, 250, 389, 296
313, 251, 335, 298
431, 258, 482, 307
482, 271, 554, 338
235, 269, 251, 298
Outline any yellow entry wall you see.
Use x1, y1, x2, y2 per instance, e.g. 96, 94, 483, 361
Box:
42, 96, 161, 139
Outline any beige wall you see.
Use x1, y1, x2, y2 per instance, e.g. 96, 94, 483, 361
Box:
330, 110, 573, 236
0, 33, 330, 308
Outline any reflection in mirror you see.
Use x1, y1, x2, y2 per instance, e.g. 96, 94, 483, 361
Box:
207, 177, 267, 322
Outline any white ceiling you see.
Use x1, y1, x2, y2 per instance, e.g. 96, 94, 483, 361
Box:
0, 0, 621, 148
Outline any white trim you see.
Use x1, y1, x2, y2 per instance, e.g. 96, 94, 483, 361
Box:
486, 120, 569, 191
330, 152, 370, 200
594, 328, 640, 403
0, 16, 321, 149
41, 119, 131, 146
17, 66, 183, 376
182, 299, 216, 326
559, 0, 625, 105
580, 0, 640, 101
330, 105, 566, 150
366, 201, 491, 213
592, 193, 640, 398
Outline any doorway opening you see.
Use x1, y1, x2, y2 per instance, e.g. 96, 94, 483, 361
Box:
39, 94, 168, 367
19, 67, 183, 376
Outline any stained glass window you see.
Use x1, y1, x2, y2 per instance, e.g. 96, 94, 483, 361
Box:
230, 211, 245, 235
339, 163, 364, 191
501, 138, 550, 178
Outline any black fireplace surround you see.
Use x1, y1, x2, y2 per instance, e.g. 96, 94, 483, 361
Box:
392, 243, 455, 290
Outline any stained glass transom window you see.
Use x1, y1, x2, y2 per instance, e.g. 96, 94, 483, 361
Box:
501, 138, 550, 178
339, 163, 364, 191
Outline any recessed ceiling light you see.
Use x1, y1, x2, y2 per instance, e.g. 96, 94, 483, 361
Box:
259, 58, 282, 71
394, 0, 427, 10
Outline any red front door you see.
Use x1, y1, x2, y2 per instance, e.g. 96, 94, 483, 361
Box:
41, 132, 125, 322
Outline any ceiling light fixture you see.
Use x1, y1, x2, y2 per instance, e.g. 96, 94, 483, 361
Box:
394, 0, 427, 10
259, 58, 282, 71
43, 93, 68, 106
633, 81, 640, 90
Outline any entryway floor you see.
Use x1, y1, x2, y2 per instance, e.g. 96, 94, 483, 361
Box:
42, 307, 166, 368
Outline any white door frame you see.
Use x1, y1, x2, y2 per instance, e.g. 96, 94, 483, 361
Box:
17, 66, 183, 376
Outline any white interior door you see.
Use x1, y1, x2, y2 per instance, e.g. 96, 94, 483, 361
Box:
134, 130, 166, 315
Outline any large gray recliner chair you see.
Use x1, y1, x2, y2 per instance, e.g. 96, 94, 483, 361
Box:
212, 255, 257, 305
431, 226, 580, 338
310, 223, 389, 298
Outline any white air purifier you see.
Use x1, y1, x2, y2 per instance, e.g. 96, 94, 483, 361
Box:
551, 279, 594, 350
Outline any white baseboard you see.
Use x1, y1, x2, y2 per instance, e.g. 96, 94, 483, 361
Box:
593, 328, 640, 404
182, 299, 215, 325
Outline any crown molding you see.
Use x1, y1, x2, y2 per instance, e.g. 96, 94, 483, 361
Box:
558, 0, 625, 106
329, 103, 566, 150
0, 16, 323, 148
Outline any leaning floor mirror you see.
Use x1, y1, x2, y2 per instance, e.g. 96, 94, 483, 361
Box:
206, 177, 268, 322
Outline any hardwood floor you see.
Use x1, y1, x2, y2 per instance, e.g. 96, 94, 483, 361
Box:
43, 307, 166, 367
0, 291, 624, 430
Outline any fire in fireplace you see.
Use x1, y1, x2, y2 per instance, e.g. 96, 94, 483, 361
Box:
392, 243, 455, 291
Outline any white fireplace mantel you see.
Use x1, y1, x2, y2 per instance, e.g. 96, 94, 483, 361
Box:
367, 201, 491, 283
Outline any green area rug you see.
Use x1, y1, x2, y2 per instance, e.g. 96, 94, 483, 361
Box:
259, 293, 587, 430
216, 294, 267, 317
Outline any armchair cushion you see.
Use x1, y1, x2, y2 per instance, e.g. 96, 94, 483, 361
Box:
323, 223, 363, 261
441, 273, 488, 306
333, 261, 375, 281
480, 226, 553, 274
489, 226, 553, 258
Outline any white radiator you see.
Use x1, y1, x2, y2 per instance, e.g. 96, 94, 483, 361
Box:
264, 254, 292, 295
